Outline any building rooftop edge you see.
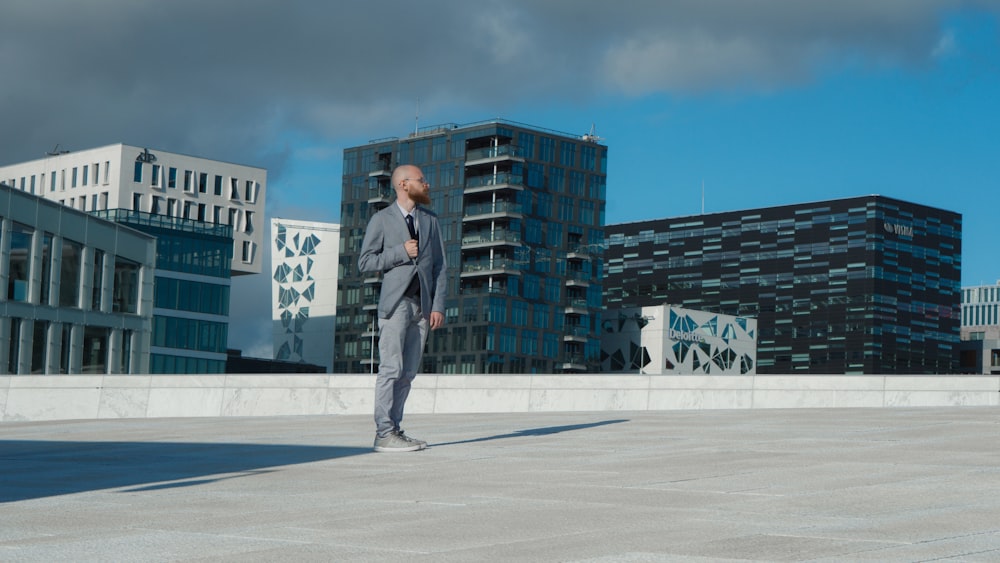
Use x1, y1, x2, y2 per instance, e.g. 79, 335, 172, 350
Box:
606, 194, 961, 230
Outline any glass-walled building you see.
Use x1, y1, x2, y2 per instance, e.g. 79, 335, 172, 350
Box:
1, 182, 155, 374
604, 196, 962, 374
336, 119, 608, 374
93, 210, 232, 374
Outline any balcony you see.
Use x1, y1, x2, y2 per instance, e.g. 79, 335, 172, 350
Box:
362, 294, 379, 311
563, 325, 589, 343
368, 158, 392, 177
367, 185, 393, 205
558, 355, 588, 372
565, 271, 591, 287
565, 299, 589, 316
462, 200, 523, 222
465, 144, 525, 166
464, 172, 525, 195
362, 274, 382, 285
458, 283, 508, 296
460, 259, 522, 278
461, 229, 522, 249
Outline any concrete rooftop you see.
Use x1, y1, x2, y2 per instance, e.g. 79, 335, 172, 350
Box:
2, 407, 1000, 562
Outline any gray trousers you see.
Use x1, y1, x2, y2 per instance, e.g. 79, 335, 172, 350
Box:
375, 297, 428, 438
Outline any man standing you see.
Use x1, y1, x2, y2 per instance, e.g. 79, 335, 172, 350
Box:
358, 164, 447, 452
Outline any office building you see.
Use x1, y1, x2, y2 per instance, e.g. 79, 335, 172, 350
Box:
271, 218, 340, 372
958, 281, 1000, 374
1, 144, 267, 373
336, 119, 607, 374
604, 196, 961, 374
1, 182, 155, 374
601, 305, 757, 374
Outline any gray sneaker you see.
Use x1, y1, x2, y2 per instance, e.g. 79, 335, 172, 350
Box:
373, 432, 421, 453
397, 430, 427, 450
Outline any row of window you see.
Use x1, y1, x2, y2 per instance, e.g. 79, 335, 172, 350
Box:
4, 220, 141, 314
5, 317, 134, 374
134, 162, 260, 204
7, 160, 112, 195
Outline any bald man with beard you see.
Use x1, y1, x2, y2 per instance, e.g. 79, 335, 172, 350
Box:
358, 164, 447, 452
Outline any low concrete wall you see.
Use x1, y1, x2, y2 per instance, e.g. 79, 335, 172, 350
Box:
1, 374, 997, 421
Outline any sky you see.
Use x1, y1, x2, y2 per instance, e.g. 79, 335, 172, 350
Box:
2, 1, 999, 358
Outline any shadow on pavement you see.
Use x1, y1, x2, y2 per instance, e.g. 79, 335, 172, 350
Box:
433, 418, 630, 447
0, 440, 370, 503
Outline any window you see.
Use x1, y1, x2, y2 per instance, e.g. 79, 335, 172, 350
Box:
39, 233, 53, 305
7, 318, 21, 373
151, 164, 160, 187
103, 161, 110, 184
7, 222, 33, 301
244, 180, 255, 202
166, 198, 177, 217
184, 170, 193, 191
50, 173, 56, 192
31, 320, 48, 374
242, 240, 254, 263
230, 178, 240, 200
92, 249, 104, 310
198, 172, 207, 193
112, 257, 140, 314
82, 165, 89, 186
59, 239, 82, 307
244, 211, 254, 233
29, 175, 36, 194
197, 203, 206, 221
92, 163, 99, 185
214, 175, 223, 195
82, 326, 109, 374
133, 161, 143, 183
71, 167, 78, 188
150, 196, 162, 215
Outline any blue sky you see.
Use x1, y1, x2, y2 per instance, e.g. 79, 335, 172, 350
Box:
2, 2, 999, 356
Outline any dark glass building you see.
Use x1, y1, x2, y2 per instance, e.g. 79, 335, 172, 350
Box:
336, 119, 608, 374
603, 196, 962, 374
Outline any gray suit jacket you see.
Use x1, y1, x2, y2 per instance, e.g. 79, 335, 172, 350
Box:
358, 203, 448, 319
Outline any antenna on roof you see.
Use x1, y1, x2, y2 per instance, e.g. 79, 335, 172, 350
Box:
581, 123, 604, 143
414, 97, 420, 135
46, 144, 70, 156
702, 180, 705, 214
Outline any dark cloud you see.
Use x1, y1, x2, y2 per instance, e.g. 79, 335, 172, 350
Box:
2, 0, 991, 167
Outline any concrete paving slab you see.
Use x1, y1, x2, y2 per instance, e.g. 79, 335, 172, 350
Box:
1, 407, 999, 562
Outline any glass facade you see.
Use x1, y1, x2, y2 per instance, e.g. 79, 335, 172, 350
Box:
603, 196, 962, 374
336, 119, 608, 374
96, 209, 233, 374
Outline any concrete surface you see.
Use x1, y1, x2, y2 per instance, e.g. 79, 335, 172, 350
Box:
2, 407, 999, 561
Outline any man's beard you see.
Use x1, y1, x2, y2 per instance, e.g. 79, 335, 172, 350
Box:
410, 189, 432, 206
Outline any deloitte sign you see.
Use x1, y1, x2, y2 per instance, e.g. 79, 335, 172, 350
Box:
668, 328, 705, 343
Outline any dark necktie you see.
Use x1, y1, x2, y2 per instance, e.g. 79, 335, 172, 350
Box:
405, 214, 418, 240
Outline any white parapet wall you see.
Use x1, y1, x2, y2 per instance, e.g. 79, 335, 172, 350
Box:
0, 374, 997, 421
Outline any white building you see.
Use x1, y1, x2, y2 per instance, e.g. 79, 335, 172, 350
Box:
0, 144, 266, 275
271, 218, 340, 373
1, 144, 267, 373
601, 305, 758, 375
959, 281, 1000, 374
1, 182, 155, 374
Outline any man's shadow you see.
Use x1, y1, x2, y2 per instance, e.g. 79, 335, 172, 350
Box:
432, 419, 629, 447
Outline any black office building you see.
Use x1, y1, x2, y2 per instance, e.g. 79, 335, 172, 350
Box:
603, 196, 961, 374
336, 119, 607, 374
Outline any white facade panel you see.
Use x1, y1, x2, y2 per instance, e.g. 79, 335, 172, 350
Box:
271, 218, 340, 373
601, 305, 758, 375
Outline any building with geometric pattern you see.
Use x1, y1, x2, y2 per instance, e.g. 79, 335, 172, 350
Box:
601, 305, 757, 374
604, 195, 961, 374
271, 218, 339, 372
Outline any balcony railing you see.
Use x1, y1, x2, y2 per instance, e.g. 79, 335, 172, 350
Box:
463, 200, 522, 218
464, 172, 525, 192
465, 145, 524, 162
461, 230, 521, 246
